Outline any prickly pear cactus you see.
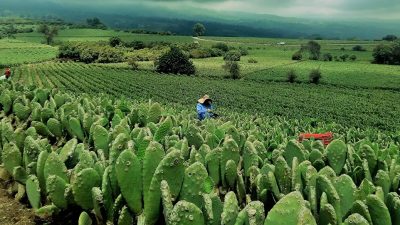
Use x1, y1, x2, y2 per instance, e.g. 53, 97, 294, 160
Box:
93, 125, 110, 156
326, 140, 347, 175
144, 150, 184, 225
221, 192, 239, 225
43, 152, 68, 184
366, 194, 392, 225
343, 213, 370, 225
78, 211, 92, 225
169, 200, 205, 225
264, 191, 316, 225
46, 175, 68, 209
115, 149, 142, 215
26, 175, 41, 209
179, 162, 208, 208
2, 142, 22, 174
154, 116, 173, 142
72, 168, 101, 210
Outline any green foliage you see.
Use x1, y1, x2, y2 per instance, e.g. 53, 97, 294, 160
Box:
373, 41, 400, 65
193, 23, 206, 37
292, 51, 303, 60
155, 47, 196, 75
287, 69, 297, 83
223, 50, 241, 61
309, 68, 322, 84
109, 36, 122, 47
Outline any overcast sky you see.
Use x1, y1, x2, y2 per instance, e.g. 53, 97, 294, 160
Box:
36, 0, 400, 20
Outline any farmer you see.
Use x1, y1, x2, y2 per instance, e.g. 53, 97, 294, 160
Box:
1, 68, 11, 80
197, 95, 218, 121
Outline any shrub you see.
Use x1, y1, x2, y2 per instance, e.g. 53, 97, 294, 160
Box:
109, 37, 122, 47
127, 57, 139, 70
212, 43, 229, 52
287, 69, 297, 83
334, 56, 340, 62
300, 41, 321, 60
248, 58, 258, 63
124, 40, 145, 50
309, 68, 322, 84
223, 51, 241, 61
239, 47, 249, 56
322, 53, 333, 61
155, 47, 196, 75
382, 34, 397, 41
189, 48, 212, 59
292, 51, 302, 60
349, 55, 357, 61
223, 61, 240, 79
97, 47, 124, 63
340, 47, 346, 51
339, 54, 349, 62
372, 41, 400, 65
58, 43, 80, 60
352, 45, 366, 51
80, 48, 98, 64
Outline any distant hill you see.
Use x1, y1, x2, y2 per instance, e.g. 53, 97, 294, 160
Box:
1, 0, 399, 40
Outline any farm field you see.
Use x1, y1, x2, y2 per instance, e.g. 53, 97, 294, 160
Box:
1, 24, 400, 225
0, 39, 57, 67
12, 62, 400, 133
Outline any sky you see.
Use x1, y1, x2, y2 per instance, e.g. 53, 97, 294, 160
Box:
52, 0, 400, 20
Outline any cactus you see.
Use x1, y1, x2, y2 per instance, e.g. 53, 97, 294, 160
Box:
169, 200, 205, 225
2, 142, 22, 174
366, 194, 392, 225
46, 175, 68, 209
243, 141, 259, 177
264, 191, 316, 225
31, 121, 54, 137
225, 160, 237, 190
144, 149, 184, 225
374, 170, 391, 198
35, 204, 60, 220
283, 140, 306, 165
93, 125, 109, 156
147, 102, 162, 124
115, 149, 142, 215
69, 117, 85, 141
118, 206, 134, 225
43, 152, 68, 185
316, 175, 342, 222
161, 180, 174, 225
13, 166, 27, 184
92, 187, 106, 224
205, 148, 221, 186
23, 136, 42, 168
13, 102, 31, 121
179, 162, 208, 208
343, 213, 370, 225
47, 118, 63, 138
334, 174, 357, 217
358, 144, 377, 174
154, 116, 173, 142
26, 175, 41, 209
275, 156, 292, 194
350, 200, 373, 225
143, 141, 165, 208
220, 138, 240, 187
326, 140, 347, 175
102, 166, 114, 221
78, 211, 92, 225
72, 168, 101, 210
59, 138, 77, 163
221, 192, 239, 225
319, 203, 337, 225
386, 193, 400, 225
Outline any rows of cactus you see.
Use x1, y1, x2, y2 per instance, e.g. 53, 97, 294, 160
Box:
0, 82, 399, 225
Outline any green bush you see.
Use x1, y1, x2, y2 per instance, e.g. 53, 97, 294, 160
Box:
349, 55, 357, 61
292, 51, 302, 60
127, 57, 139, 70
287, 69, 297, 83
155, 47, 196, 75
309, 68, 322, 84
340, 54, 349, 62
109, 37, 122, 47
212, 43, 229, 52
223, 50, 241, 61
322, 53, 333, 61
352, 45, 366, 51
248, 58, 258, 63
223, 60, 240, 79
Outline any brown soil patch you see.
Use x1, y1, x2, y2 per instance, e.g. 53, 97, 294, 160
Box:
0, 185, 35, 225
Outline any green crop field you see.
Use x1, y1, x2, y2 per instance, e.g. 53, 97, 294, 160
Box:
0, 39, 57, 67
1, 22, 400, 225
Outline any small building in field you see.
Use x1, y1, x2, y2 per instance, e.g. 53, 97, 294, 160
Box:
277, 42, 286, 46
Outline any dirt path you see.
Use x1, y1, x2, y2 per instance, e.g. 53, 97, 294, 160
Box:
0, 185, 36, 225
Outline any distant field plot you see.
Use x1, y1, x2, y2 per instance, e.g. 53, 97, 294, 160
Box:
0, 39, 57, 67
16, 28, 193, 43
12, 62, 400, 131
245, 60, 400, 90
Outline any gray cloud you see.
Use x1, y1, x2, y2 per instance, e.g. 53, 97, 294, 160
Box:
43, 0, 400, 20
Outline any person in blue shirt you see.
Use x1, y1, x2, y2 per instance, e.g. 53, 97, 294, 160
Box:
197, 95, 217, 121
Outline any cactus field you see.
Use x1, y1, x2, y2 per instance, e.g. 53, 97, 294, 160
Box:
0, 78, 399, 225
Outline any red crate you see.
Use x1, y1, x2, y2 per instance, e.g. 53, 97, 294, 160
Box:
299, 132, 333, 146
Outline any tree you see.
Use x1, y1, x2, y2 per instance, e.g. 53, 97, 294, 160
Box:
223, 60, 240, 79
4, 24, 17, 38
292, 51, 302, 60
287, 69, 297, 83
349, 55, 357, 61
155, 47, 196, 75
223, 51, 241, 61
301, 41, 321, 60
309, 68, 322, 84
193, 23, 206, 37
37, 24, 58, 45
372, 44, 392, 64
109, 37, 122, 47
87, 17, 107, 29
382, 34, 397, 42
352, 45, 366, 52
322, 53, 333, 61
